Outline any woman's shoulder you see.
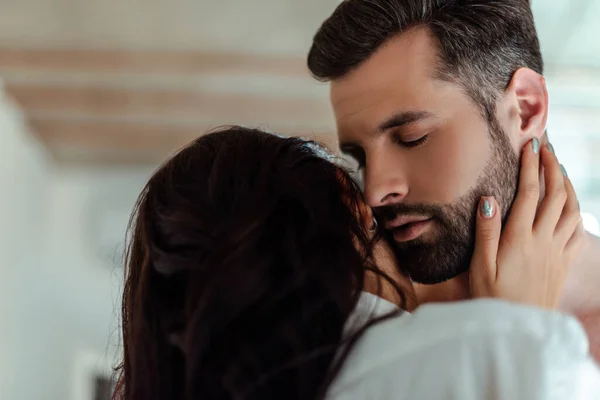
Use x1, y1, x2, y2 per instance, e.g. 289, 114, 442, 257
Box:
348, 294, 587, 357
411, 298, 586, 340
329, 296, 595, 399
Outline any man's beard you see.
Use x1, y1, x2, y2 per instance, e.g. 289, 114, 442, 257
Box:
374, 119, 520, 284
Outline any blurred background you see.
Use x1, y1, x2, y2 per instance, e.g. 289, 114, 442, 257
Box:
0, 1, 598, 399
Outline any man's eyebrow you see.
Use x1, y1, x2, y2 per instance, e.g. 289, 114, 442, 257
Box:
338, 110, 435, 149
377, 111, 434, 132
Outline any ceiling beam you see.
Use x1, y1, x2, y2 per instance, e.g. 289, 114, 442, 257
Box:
5, 83, 332, 125
0, 48, 308, 77
28, 117, 338, 164
0, 48, 335, 164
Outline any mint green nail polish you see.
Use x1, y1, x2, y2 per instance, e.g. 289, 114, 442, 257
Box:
561, 165, 568, 177
481, 199, 494, 219
532, 138, 540, 154
548, 143, 555, 154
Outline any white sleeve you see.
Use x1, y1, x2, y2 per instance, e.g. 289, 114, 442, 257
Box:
391, 312, 600, 400
329, 300, 600, 400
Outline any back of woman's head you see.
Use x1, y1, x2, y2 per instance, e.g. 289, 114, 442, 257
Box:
114, 127, 379, 400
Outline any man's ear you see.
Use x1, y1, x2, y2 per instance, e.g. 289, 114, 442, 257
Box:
504, 67, 549, 141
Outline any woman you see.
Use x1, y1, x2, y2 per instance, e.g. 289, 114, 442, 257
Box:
113, 126, 599, 400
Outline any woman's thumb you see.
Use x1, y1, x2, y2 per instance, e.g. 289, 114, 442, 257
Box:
470, 197, 501, 295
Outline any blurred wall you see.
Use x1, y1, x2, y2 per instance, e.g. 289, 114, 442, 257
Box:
0, 84, 151, 399
0, 83, 49, 399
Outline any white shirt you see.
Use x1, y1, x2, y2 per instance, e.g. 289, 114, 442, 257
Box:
327, 292, 600, 400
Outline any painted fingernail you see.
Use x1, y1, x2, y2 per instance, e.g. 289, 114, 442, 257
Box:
480, 197, 495, 219
548, 143, 555, 154
561, 164, 568, 177
532, 138, 540, 154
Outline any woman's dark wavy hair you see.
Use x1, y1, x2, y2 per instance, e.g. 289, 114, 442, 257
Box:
113, 126, 405, 400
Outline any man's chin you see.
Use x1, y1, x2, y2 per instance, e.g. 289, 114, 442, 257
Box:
384, 220, 474, 285
395, 245, 472, 285
408, 267, 466, 285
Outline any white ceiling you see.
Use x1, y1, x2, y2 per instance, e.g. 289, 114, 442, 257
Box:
0, 0, 598, 164
0, 0, 598, 68
0, 0, 339, 54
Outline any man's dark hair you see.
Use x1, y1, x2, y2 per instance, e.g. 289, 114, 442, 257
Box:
307, 0, 543, 121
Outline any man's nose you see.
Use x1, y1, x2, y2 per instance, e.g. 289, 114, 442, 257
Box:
363, 156, 409, 208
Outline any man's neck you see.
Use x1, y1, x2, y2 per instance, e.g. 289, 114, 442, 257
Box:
414, 232, 600, 311
413, 272, 471, 304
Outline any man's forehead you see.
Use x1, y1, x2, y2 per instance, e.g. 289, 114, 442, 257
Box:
332, 76, 440, 141
330, 29, 442, 135
331, 84, 397, 127
330, 28, 439, 97
333, 92, 400, 141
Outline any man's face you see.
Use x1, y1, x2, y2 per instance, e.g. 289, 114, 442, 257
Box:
331, 28, 520, 284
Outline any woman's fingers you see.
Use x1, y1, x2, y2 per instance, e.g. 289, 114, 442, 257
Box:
534, 145, 568, 235
470, 197, 501, 295
505, 139, 541, 235
555, 170, 583, 247
565, 220, 585, 256
470, 139, 579, 309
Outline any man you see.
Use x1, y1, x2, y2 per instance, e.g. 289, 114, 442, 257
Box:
307, 0, 600, 358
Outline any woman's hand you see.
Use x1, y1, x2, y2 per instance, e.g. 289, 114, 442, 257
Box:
470, 139, 584, 309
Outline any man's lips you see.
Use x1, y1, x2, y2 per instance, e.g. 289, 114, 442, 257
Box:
384, 215, 431, 230
383, 216, 433, 243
